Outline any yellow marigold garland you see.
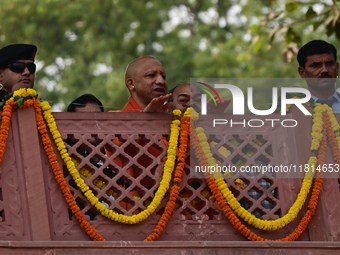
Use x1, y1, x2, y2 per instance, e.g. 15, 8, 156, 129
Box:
145, 108, 190, 241
311, 105, 324, 150
191, 107, 316, 231
195, 126, 316, 231
0, 89, 105, 241
191, 114, 324, 241
40, 100, 181, 224
322, 104, 340, 177
0, 89, 335, 242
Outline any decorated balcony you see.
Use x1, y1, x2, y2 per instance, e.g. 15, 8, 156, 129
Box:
0, 91, 339, 254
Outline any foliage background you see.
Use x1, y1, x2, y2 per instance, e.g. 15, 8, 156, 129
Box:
0, 0, 339, 111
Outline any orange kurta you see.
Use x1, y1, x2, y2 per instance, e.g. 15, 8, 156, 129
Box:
120, 96, 143, 112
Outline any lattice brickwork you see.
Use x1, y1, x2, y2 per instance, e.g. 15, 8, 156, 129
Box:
1, 109, 339, 241
41, 112, 303, 241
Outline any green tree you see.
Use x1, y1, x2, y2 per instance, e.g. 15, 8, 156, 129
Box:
0, 0, 338, 111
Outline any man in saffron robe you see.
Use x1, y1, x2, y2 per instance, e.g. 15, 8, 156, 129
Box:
107, 56, 172, 210
120, 56, 172, 113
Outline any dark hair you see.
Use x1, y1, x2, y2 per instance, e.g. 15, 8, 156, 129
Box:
297, 40, 337, 67
67, 94, 104, 112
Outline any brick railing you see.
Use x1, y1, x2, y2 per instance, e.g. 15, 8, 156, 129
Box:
0, 107, 339, 241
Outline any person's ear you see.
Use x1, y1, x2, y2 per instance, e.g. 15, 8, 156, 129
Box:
0, 70, 3, 84
298, 66, 305, 78
126, 78, 135, 91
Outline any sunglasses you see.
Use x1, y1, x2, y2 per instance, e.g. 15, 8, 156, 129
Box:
5, 62, 36, 74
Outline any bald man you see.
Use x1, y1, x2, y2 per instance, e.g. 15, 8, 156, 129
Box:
107, 57, 171, 210
121, 56, 172, 112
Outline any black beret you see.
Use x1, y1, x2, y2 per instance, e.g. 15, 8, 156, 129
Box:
0, 44, 37, 68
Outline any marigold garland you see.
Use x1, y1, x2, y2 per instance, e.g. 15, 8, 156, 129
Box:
32, 100, 105, 241
0, 89, 337, 242
191, 117, 324, 241
0, 88, 38, 166
311, 105, 324, 150
195, 126, 315, 231
41, 101, 181, 224
192, 106, 316, 231
0, 90, 105, 241
322, 106, 340, 166
145, 108, 190, 241
0, 99, 14, 169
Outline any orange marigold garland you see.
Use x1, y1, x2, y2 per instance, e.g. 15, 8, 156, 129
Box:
0, 98, 36, 167
144, 110, 190, 241
32, 100, 105, 241
43, 101, 181, 224
0, 91, 105, 241
323, 111, 340, 165
0, 89, 334, 242
191, 118, 324, 241
0, 99, 14, 168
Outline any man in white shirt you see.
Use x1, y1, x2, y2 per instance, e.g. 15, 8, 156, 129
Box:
297, 40, 339, 112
